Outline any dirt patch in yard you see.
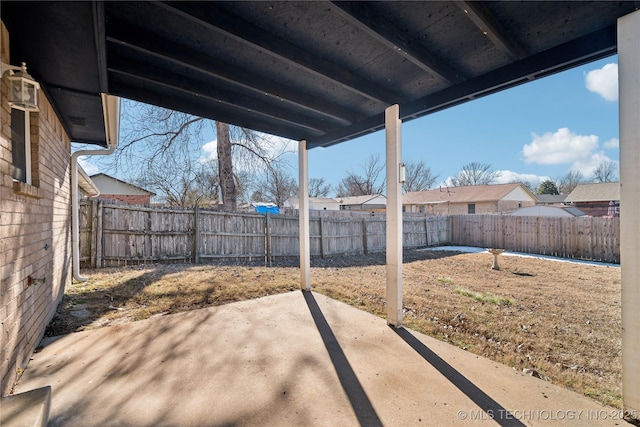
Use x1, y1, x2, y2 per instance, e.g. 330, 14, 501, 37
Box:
45, 249, 622, 409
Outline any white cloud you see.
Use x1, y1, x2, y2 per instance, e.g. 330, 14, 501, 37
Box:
604, 138, 619, 149
440, 177, 455, 187
439, 171, 549, 188
522, 128, 599, 165
494, 170, 550, 186
198, 134, 296, 165
202, 139, 217, 155
271, 136, 297, 154
78, 157, 100, 175
585, 63, 618, 102
570, 152, 617, 177
197, 139, 218, 163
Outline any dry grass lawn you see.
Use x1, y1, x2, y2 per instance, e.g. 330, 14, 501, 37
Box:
45, 249, 622, 409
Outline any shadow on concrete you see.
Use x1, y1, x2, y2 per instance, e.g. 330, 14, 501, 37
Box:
303, 291, 382, 427
392, 327, 526, 427
38, 294, 335, 426
43, 267, 184, 337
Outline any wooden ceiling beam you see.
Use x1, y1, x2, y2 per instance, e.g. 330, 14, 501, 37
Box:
158, 1, 399, 104
106, 20, 360, 126
456, 1, 528, 61
331, 1, 466, 84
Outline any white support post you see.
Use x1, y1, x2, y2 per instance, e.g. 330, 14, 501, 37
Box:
385, 105, 403, 327
618, 9, 640, 417
298, 140, 311, 291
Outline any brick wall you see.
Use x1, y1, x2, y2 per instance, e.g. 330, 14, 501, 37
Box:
427, 201, 499, 215
573, 202, 619, 217
0, 22, 72, 396
407, 199, 536, 215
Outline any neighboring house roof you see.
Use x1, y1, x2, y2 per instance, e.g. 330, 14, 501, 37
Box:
565, 182, 620, 203
90, 173, 156, 196
77, 165, 100, 197
338, 194, 386, 205
403, 183, 535, 205
285, 197, 341, 207
312, 197, 342, 204
510, 205, 586, 217
535, 194, 567, 204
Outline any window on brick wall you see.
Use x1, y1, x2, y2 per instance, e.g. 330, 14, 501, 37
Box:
10, 107, 39, 192
468, 203, 475, 214
11, 108, 32, 184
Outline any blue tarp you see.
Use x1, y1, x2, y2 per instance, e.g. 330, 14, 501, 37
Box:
254, 204, 280, 215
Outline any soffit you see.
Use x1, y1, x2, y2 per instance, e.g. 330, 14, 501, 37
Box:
2, 1, 636, 148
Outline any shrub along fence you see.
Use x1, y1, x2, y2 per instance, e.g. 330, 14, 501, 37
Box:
79, 201, 620, 267
79, 201, 450, 267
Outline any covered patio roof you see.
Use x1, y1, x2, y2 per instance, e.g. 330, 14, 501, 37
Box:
3, 1, 640, 418
2, 1, 636, 148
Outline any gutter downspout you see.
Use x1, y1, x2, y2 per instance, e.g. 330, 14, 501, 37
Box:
71, 93, 120, 282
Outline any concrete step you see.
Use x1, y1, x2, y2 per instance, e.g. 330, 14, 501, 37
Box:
1, 386, 51, 427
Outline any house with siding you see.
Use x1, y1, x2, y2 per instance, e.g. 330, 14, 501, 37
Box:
283, 197, 340, 213
564, 182, 620, 217
535, 194, 567, 205
0, 21, 119, 396
403, 183, 537, 215
90, 173, 155, 205
510, 205, 586, 217
337, 194, 386, 212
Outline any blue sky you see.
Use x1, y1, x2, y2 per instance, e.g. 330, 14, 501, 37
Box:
307, 56, 619, 193
79, 56, 619, 197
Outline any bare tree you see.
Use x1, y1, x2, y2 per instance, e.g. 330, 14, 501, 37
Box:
450, 162, 500, 186
233, 169, 254, 205
403, 160, 438, 193
510, 180, 537, 193
135, 158, 219, 208
251, 161, 298, 207
308, 177, 331, 198
556, 170, 586, 194
115, 102, 207, 172
592, 160, 618, 183
335, 154, 385, 197
216, 122, 236, 211
99, 100, 291, 210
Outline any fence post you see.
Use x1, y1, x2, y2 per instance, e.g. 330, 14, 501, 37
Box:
425, 217, 430, 246
146, 208, 153, 263
194, 206, 201, 264
362, 218, 368, 255
89, 200, 97, 268
265, 213, 272, 265
318, 217, 325, 258
95, 201, 103, 268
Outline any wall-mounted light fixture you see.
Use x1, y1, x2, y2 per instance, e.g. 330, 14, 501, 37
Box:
1, 61, 40, 112
399, 162, 406, 183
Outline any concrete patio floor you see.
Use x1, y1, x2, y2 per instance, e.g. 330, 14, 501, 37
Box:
12, 291, 628, 426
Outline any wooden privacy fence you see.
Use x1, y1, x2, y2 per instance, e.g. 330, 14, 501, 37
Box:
450, 215, 620, 263
79, 201, 450, 267
80, 202, 621, 266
